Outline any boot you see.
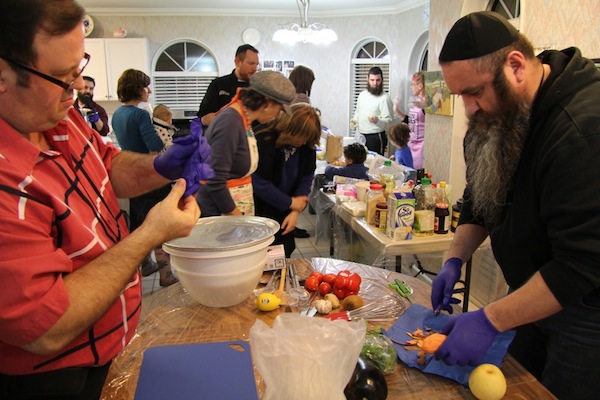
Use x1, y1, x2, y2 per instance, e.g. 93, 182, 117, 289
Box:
155, 248, 178, 287
140, 254, 159, 277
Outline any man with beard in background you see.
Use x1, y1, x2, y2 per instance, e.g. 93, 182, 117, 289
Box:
350, 66, 393, 155
429, 11, 600, 400
74, 75, 109, 136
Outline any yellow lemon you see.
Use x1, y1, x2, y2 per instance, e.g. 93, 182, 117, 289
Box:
256, 293, 281, 311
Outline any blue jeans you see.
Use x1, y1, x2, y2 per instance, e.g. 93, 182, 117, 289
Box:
508, 290, 600, 400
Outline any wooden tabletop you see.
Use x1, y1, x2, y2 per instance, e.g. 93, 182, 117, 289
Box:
100, 258, 555, 399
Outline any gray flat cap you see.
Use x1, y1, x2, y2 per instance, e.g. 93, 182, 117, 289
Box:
250, 71, 296, 114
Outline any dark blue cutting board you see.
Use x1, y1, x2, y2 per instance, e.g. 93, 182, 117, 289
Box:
134, 341, 258, 400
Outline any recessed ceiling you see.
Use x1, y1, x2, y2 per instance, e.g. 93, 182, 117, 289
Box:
79, 0, 428, 17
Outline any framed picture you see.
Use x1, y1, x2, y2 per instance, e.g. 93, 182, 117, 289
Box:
423, 71, 454, 116
262, 60, 275, 70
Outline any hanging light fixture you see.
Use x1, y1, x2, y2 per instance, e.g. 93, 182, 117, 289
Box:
272, 0, 338, 44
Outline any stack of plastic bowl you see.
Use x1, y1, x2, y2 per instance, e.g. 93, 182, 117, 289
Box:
163, 216, 279, 307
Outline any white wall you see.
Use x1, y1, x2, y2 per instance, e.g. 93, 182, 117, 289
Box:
87, 7, 429, 136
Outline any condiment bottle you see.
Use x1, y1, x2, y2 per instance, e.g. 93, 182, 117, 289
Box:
451, 198, 463, 232
413, 177, 435, 236
434, 181, 450, 234
366, 184, 385, 226
375, 202, 388, 231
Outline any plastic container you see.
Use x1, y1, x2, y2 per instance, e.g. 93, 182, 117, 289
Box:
377, 159, 407, 192
366, 184, 385, 225
413, 177, 435, 236
162, 216, 279, 307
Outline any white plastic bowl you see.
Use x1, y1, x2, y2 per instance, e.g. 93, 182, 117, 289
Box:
162, 216, 279, 308
166, 237, 273, 275
173, 255, 266, 307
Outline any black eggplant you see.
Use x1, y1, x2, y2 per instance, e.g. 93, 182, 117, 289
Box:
344, 357, 388, 400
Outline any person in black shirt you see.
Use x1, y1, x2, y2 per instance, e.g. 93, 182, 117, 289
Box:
197, 44, 259, 130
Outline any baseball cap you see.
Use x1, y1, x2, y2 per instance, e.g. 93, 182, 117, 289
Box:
250, 71, 296, 114
439, 11, 519, 62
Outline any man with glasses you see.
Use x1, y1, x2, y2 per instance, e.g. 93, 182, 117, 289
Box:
0, 1, 211, 398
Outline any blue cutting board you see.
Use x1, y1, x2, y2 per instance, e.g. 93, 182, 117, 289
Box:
134, 341, 258, 400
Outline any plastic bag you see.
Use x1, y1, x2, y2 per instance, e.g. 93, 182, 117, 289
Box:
360, 333, 398, 375
250, 313, 366, 400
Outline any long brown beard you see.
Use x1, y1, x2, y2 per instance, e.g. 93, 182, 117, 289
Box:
463, 73, 531, 223
367, 82, 383, 96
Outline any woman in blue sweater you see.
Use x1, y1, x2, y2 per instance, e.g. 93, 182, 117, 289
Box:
112, 69, 176, 286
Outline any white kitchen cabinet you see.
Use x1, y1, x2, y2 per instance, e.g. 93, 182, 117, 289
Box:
84, 38, 149, 101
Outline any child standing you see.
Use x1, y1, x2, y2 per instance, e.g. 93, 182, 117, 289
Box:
387, 121, 414, 168
324, 143, 369, 181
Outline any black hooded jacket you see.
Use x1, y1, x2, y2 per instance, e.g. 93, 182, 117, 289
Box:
459, 48, 600, 307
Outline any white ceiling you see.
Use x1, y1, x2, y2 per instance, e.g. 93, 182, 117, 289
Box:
79, 0, 428, 17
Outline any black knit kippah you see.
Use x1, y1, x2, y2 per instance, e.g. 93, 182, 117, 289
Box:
439, 11, 519, 62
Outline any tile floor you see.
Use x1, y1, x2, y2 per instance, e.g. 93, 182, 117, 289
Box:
141, 209, 329, 296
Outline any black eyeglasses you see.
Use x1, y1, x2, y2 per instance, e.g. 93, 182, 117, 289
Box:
1, 53, 90, 91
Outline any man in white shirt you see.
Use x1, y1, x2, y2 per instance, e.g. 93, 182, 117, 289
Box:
351, 67, 393, 155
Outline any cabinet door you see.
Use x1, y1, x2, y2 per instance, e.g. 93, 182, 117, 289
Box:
84, 39, 109, 100
105, 38, 149, 101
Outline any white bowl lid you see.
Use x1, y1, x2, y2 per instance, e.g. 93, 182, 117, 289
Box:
163, 216, 279, 252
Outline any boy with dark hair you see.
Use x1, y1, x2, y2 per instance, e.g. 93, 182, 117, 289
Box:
324, 143, 369, 181
387, 121, 414, 168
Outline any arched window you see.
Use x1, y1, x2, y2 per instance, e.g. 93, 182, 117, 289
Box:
349, 40, 391, 120
152, 40, 218, 113
488, 0, 520, 19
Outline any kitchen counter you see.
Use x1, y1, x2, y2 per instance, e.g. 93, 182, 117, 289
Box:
100, 258, 555, 399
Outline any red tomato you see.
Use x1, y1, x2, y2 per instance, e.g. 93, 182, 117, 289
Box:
309, 272, 324, 284
350, 272, 362, 285
333, 287, 346, 299
318, 281, 332, 296
347, 274, 361, 293
322, 273, 337, 285
338, 270, 351, 278
304, 276, 320, 291
334, 275, 349, 289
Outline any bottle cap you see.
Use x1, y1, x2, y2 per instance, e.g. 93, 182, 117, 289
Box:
370, 183, 383, 190
384, 160, 392, 166
421, 177, 431, 185
440, 181, 447, 188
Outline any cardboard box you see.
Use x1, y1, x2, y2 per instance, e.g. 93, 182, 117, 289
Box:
386, 191, 415, 240
264, 244, 286, 271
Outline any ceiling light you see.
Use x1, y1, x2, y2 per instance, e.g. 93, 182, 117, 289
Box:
272, 0, 338, 44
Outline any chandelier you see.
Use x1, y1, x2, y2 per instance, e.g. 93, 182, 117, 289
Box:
272, 0, 338, 44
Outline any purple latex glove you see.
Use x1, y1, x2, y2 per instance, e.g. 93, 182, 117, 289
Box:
181, 133, 214, 196
87, 110, 99, 123
153, 119, 214, 197
435, 307, 499, 366
431, 257, 463, 314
